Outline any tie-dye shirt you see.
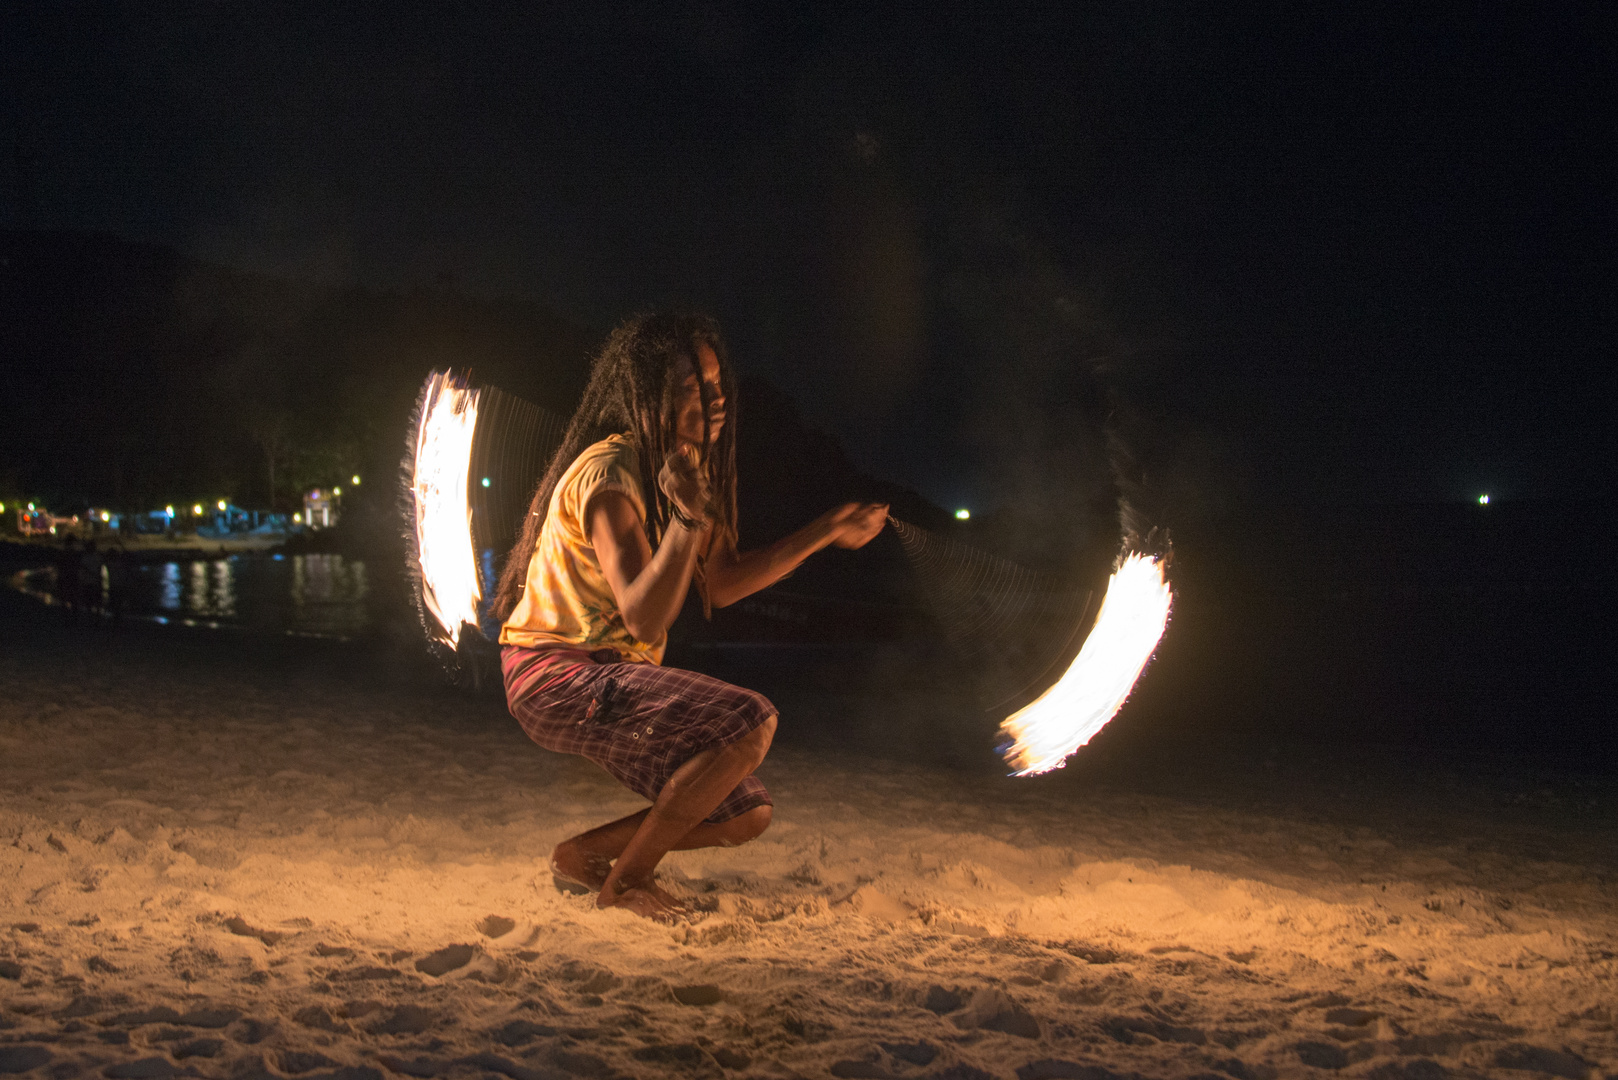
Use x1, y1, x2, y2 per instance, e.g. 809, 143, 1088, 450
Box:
500, 434, 665, 664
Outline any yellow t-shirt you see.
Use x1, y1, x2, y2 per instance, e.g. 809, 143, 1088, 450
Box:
499, 434, 665, 664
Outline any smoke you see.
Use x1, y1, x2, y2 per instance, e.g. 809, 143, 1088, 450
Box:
926, 179, 1237, 576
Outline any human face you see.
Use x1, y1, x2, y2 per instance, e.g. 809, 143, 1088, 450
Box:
674, 341, 726, 452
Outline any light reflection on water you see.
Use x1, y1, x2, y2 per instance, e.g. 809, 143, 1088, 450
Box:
160, 562, 181, 610
20, 553, 371, 639
189, 561, 210, 614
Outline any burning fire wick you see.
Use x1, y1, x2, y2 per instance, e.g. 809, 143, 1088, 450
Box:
412, 373, 482, 647
998, 552, 1172, 776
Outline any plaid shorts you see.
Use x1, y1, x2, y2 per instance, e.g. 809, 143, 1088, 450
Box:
501, 645, 775, 823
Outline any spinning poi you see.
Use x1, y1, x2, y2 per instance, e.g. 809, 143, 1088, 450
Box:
407, 372, 482, 648
997, 551, 1172, 775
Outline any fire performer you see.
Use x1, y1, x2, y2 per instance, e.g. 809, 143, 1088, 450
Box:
491, 312, 887, 920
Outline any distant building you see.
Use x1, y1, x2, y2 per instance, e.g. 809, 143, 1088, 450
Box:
196, 504, 290, 538
16, 508, 54, 536
15, 508, 81, 536
303, 488, 339, 529
87, 508, 122, 533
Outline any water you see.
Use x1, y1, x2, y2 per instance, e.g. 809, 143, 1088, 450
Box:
9, 553, 372, 640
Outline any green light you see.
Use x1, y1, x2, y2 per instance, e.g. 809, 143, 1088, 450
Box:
482, 477, 491, 488
955, 508, 970, 520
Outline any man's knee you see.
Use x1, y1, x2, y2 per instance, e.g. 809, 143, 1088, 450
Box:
733, 713, 776, 768
722, 804, 771, 846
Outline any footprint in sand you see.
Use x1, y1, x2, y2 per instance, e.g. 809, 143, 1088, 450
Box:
231, 1016, 274, 1044
493, 1018, 558, 1046
414, 943, 476, 976
555, 959, 621, 995
278, 1050, 339, 1073
922, 985, 964, 1014
0, 1046, 53, 1074
223, 916, 283, 946
179, 1007, 241, 1029
952, 987, 1040, 1039
368, 1004, 436, 1036
291, 1005, 348, 1032
476, 914, 517, 938
671, 983, 722, 1006
172, 1038, 223, 1060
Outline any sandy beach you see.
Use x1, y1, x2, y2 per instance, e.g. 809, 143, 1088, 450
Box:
2, 606, 1615, 1080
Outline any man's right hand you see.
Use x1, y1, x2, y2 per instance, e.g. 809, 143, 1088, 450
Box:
830, 502, 889, 549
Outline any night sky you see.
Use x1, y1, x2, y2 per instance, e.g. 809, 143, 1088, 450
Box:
4, 12, 1614, 514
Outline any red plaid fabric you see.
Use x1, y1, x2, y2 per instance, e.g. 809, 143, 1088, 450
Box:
501, 645, 774, 823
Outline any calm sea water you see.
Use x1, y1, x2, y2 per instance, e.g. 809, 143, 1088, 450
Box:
9, 553, 371, 639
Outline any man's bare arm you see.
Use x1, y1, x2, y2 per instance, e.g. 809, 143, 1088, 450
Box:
704, 502, 887, 609
589, 490, 708, 643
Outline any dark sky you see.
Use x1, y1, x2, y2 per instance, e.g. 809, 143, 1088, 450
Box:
4, 12, 1615, 514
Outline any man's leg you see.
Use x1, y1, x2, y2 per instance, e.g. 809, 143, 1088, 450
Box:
551, 803, 772, 891
596, 715, 776, 918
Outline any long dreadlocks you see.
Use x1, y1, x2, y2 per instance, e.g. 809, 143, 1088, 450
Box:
489, 311, 738, 625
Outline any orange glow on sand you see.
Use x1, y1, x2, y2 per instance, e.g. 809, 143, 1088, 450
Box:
411, 372, 482, 647
999, 552, 1172, 776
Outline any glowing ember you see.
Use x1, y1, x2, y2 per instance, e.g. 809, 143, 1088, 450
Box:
411, 372, 482, 646
999, 552, 1172, 776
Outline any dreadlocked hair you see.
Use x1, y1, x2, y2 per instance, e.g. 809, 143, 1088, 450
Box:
489, 311, 739, 625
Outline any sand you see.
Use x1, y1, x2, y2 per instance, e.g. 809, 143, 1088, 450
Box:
2, 626, 1615, 1080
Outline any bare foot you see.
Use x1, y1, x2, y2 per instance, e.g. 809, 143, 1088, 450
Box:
551, 838, 613, 893
597, 879, 690, 923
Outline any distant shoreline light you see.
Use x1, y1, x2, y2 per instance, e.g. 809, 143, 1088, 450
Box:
1479, 494, 1491, 505
955, 508, 970, 520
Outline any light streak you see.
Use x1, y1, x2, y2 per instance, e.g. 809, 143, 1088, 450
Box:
998, 552, 1172, 776
411, 372, 482, 647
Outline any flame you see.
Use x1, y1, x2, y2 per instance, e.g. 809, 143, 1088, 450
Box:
998, 552, 1172, 776
412, 373, 482, 646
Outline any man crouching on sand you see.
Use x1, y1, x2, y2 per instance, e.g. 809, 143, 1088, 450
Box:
490, 312, 887, 921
